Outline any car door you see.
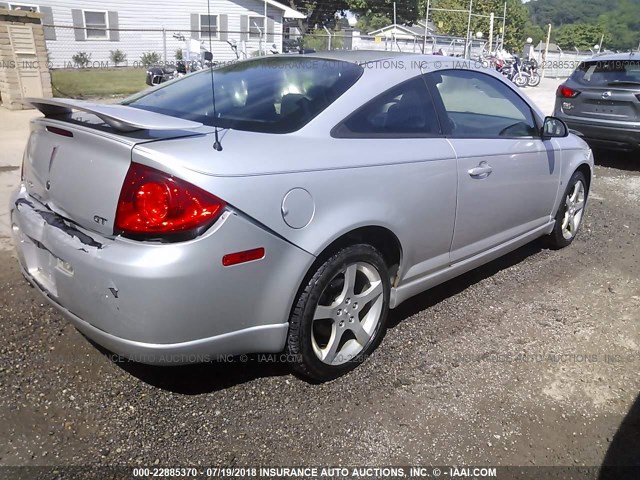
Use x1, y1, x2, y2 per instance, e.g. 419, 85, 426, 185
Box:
425, 69, 560, 264
333, 75, 457, 284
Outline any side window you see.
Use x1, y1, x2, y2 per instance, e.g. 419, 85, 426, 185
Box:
428, 70, 538, 138
333, 77, 441, 137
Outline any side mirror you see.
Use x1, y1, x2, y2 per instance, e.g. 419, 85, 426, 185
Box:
203, 51, 213, 62
542, 116, 569, 139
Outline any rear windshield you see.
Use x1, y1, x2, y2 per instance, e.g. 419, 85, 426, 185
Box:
124, 57, 363, 133
570, 60, 640, 87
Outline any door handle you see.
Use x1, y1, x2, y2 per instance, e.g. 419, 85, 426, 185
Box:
468, 162, 493, 178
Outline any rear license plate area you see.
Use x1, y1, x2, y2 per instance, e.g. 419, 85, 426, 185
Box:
24, 242, 58, 297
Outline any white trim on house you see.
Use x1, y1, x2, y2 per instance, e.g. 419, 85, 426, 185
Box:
82, 9, 110, 41
9, 2, 39, 11
263, 0, 305, 19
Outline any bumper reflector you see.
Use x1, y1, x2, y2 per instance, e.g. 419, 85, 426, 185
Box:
222, 247, 265, 267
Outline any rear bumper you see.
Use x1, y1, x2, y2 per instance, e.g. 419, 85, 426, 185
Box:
10, 187, 314, 364
21, 270, 289, 364
556, 114, 640, 152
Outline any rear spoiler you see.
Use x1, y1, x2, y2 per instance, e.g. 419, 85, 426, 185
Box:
23, 97, 203, 132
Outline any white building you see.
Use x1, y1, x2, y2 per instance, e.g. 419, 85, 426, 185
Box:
0, 0, 305, 67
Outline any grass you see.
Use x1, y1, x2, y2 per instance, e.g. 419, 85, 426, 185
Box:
51, 67, 147, 99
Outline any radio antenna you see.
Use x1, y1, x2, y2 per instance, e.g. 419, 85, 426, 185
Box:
207, 0, 222, 151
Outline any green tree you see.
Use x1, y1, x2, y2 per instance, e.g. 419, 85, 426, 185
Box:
427, 0, 528, 51
356, 13, 392, 33
523, 22, 546, 46
288, 1, 348, 33
348, 0, 421, 25
597, 0, 640, 51
528, 0, 616, 28
555, 23, 608, 50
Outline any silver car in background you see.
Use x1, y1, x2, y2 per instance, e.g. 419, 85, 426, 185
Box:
10, 52, 593, 381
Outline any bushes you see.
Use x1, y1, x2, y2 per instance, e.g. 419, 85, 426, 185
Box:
140, 51, 161, 67
71, 51, 91, 68
110, 49, 127, 66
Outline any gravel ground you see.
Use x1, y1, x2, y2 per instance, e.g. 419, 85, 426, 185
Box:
0, 150, 638, 474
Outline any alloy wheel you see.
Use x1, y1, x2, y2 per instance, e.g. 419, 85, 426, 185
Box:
311, 262, 384, 366
562, 179, 586, 240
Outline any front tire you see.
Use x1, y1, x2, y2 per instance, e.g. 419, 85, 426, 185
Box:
547, 171, 588, 249
528, 72, 541, 87
514, 73, 528, 88
286, 244, 390, 382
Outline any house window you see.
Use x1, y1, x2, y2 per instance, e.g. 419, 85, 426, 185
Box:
84, 11, 108, 39
200, 14, 218, 38
249, 16, 264, 39
10, 3, 39, 11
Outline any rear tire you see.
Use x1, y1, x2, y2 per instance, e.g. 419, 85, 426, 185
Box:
546, 171, 588, 249
286, 244, 390, 382
528, 72, 541, 87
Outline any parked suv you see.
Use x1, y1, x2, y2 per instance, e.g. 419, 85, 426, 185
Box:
554, 53, 640, 152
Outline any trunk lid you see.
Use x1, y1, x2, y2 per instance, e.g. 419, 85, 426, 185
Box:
22, 98, 207, 236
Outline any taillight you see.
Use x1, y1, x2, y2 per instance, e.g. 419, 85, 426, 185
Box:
557, 85, 580, 98
115, 163, 225, 240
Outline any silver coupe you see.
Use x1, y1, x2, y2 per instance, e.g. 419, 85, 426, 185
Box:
11, 52, 593, 381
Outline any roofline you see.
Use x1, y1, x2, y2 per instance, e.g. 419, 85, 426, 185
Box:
265, 0, 306, 19
368, 23, 435, 36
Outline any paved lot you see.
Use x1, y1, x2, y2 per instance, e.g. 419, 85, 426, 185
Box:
1, 80, 639, 473
0, 109, 39, 251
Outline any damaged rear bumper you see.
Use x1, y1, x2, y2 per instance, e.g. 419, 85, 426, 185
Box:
10, 187, 314, 364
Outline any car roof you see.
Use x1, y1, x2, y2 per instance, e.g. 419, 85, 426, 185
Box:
301, 50, 413, 63
292, 50, 487, 67
586, 52, 640, 62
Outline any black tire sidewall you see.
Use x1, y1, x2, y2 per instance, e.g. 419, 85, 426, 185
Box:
287, 245, 390, 381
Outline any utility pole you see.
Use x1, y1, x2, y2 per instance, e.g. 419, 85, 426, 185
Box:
423, 0, 430, 53
488, 13, 494, 54
162, 27, 167, 63
542, 23, 551, 79
392, 2, 397, 52
263, 0, 267, 55
465, 0, 473, 59
501, 2, 506, 51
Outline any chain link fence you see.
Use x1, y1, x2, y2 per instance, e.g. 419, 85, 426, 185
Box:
44, 24, 284, 69
40, 23, 594, 98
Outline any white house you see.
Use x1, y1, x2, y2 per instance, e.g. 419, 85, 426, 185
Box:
0, 0, 305, 67
353, 21, 437, 53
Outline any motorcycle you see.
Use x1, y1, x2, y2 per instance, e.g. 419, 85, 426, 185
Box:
497, 56, 529, 88
145, 33, 213, 87
522, 58, 541, 87
145, 61, 187, 86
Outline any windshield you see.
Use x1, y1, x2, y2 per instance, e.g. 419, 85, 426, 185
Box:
570, 60, 640, 87
124, 57, 364, 133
